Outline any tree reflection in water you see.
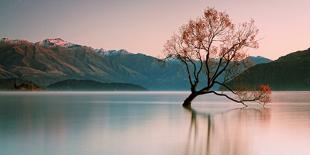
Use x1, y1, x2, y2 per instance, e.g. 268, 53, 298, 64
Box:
184, 106, 271, 155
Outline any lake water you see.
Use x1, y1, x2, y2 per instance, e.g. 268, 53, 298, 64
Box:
0, 91, 309, 155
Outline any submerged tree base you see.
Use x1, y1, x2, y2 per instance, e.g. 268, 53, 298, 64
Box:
183, 92, 199, 107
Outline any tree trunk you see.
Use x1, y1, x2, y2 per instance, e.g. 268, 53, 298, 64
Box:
183, 92, 199, 107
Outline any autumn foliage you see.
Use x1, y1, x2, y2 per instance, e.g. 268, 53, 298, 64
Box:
164, 8, 271, 107
258, 84, 272, 105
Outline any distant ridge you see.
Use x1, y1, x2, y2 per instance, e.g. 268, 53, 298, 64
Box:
226, 48, 310, 90
47, 79, 146, 91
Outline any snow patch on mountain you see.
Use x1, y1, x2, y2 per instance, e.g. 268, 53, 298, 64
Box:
39, 38, 75, 48
96, 49, 131, 56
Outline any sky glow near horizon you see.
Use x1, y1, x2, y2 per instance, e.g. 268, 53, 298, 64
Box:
0, 0, 309, 60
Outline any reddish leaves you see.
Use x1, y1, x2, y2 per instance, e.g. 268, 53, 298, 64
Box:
258, 84, 272, 105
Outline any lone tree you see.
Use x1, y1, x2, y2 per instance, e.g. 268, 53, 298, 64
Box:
164, 8, 271, 107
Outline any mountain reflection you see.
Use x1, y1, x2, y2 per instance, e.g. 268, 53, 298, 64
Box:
184, 107, 271, 155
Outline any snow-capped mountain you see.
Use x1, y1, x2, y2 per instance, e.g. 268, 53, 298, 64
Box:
38, 38, 75, 48
96, 48, 131, 56
94, 48, 107, 54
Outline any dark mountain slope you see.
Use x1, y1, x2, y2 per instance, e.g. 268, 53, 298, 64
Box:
226, 48, 310, 90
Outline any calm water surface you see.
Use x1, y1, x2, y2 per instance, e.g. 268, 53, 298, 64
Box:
0, 91, 309, 155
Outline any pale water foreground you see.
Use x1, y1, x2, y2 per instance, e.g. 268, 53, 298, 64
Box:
0, 91, 309, 155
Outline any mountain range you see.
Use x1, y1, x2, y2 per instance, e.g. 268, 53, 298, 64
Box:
0, 38, 271, 90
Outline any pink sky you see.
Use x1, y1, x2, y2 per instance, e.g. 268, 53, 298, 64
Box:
1, 0, 310, 60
